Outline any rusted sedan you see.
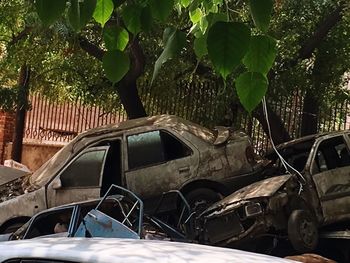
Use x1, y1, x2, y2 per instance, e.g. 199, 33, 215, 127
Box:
197, 131, 350, 254
0, 115, 264, 233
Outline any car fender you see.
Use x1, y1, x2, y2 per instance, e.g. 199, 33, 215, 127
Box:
0, 187, 46, 228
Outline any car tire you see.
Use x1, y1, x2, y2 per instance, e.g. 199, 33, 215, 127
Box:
185, 188, 221, 213
287, 209, 318, 253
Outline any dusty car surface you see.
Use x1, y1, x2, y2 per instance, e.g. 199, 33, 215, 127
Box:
0, 237, 297, 263
0, 115, 264, 233
197, 131, 350, 254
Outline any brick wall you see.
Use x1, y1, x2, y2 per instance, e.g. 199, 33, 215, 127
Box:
0, 111, 15, 164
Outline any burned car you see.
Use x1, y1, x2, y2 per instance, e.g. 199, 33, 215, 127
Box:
0, 115, 264, 233
197, 131, 350, 254
0, 185, 193, 242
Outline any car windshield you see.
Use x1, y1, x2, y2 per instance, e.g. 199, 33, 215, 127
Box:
266, 139, 315, 173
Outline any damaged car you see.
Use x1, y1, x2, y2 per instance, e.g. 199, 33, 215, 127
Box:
197, 131, 350, 254
0, 115, 264, 233
0, 185, 193, 242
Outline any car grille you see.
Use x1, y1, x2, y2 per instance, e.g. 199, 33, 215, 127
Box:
204, 212, 244, 244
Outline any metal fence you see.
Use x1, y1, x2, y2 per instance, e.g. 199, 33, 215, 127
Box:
24, 94, 127, 142
24, 82, 350, 153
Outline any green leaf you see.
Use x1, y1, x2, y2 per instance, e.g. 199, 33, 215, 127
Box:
149, 0, 174, 22
236, 72, 268, 113
121, 4, 142, 35
102, 50, 130, 83
140, 6, 153, 32
189, 8, 202, 24
207, 22, 251, 80
194, 35, 207, 59
249, 0, 273, 33
35, 0, 66, 26
206, 12, 228, 27
199, 15, 209, 33
181, 0, 191, 8
93, 0, 114, 27
103, 25, 129, 51
68, 0, 97, 31
152, 27, 186, 83
243, 35, 277, 75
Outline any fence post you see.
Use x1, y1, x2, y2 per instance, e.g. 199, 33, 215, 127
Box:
0, 111, 15, 164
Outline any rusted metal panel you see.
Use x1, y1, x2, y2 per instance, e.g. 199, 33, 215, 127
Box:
206, 175, 292, 212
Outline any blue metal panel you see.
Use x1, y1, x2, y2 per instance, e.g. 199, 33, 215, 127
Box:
73, 209, 140, 239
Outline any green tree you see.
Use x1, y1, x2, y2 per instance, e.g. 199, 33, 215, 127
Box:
28, 0, 277, 117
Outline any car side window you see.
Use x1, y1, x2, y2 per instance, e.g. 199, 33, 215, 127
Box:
60, 147, 108, 188
314, 136, 350, 173
127, 130, 192, 170
23, 207, 74, 239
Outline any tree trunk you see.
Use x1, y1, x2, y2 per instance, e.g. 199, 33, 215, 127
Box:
116, 80, 146, 119
300, 91, 319, 136
78, 36, 147, 119
11, 65, 30, 162
253, 103, 291, 144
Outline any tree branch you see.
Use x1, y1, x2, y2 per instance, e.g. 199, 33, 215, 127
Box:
9, 26, 33, 46
78, 36, 104, 61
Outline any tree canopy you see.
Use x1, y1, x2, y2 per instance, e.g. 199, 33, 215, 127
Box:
0, 0, 349, 141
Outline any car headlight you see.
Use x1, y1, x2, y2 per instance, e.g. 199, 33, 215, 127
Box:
244, 202, 262, 217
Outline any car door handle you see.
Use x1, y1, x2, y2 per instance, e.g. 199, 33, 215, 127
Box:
179, 167, 190, 173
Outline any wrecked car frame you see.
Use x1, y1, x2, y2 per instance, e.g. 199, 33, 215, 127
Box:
2, 185, 193, 242
197, 131, 350, 253
0, 115, 264, 233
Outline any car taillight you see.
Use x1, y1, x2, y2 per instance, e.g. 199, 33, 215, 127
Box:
246, 146, 255, 163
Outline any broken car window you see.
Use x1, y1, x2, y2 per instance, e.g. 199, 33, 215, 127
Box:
23, 207, 74, 239
314, 136, 350, 173
60, 147, 108, 188
127, 130, 191, 170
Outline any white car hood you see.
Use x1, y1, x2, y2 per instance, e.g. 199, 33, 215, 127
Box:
0, 237, 296, 263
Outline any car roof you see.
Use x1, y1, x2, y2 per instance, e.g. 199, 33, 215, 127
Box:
0, 237, 296, 263
265, 130, 349, 157
34, 195, 122, 215
77, 114, 215, 142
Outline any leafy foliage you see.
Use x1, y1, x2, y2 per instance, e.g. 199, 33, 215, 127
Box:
249, 0, 273, 33
29, 0, 279, 113
243, 35, 277, 75
102, 50, 130, 83
68, 0, 97, 31
236, 72, 268, 112
1, 0, 349, 120
35, 0, 66, 26
152, 27, 186, 84
207, 22, 251, 80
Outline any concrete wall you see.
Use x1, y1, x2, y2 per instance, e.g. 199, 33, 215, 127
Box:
4, 140, 65, 172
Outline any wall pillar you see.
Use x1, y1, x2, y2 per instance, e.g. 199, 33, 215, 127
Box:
0, 111, 15, 164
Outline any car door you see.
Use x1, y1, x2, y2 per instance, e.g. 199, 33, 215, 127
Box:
46, 146, 110, 208
311, 135, 350, 223
124, 129, 199, 198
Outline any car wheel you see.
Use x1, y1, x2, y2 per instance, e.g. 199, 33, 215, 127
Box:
185, 188, 222, 213
287, 209, 318, 253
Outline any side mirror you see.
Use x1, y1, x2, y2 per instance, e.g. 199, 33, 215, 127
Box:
52, 177, 62, 190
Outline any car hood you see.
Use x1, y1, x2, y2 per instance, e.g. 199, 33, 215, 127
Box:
203, 174, 292, 214
0, 166, 28, 186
